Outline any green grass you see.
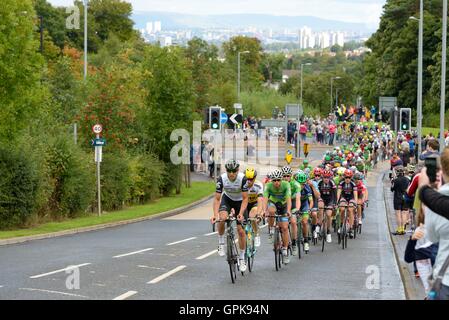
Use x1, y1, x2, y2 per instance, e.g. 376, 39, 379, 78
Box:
0, 181, 215, 240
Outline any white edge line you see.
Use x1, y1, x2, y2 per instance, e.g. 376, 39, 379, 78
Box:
204, 232, 218, 236
30, 263, 91, 279
196, 250, 217, 260
113, 291, 138, 300
147, 265, 186, 284
19, 288, 89, 298
166, 237, 197, 246
113, 248, 153, 258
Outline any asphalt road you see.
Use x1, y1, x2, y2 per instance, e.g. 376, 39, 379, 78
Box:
0, 149, 405, 300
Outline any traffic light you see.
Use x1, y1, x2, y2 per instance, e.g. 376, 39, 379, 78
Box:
400, 108, 411, 131
209, 107, 221, 130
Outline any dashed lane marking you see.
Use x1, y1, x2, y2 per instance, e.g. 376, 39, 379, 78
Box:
147, 265, 186, 284
166, 237, 197, 246
196, 250, 217, 260
113, 248, 153, 258
30, 263, 91, 279
113, 291, 138, 300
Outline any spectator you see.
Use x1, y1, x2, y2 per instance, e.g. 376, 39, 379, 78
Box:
328, 122, 336, 146
419, 139, 440, 161
417, 148, 449, 300
400, 142, 411, 168
391, 166, 410, 235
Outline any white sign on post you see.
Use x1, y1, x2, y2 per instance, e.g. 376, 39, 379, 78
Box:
92, 124, 103, 134
95, 146, 103, 163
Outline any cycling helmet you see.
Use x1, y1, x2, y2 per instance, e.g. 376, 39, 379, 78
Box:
225, 159, 240, 171
271, 169, 283, 180
344, 169, 354, 178
354, 172, 364, 180
296, 172, 308, 184
282, 166, 293, 176
323, 170, 333, 178
325, 155, 331, 161
245, 167, 257, 179
338, 167, 346, 176
350, 166, 358, 172
314, 167, 323, 177
303, 159, 309, 165
304, 167, 311, 177
342, 161, 348, 168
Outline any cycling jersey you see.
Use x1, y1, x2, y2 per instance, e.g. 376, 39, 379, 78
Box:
318, 180, 337, 199
290, 180, 301, 197
355, 181, 367, 198
246, 180, 264, 204
338, 180, 357, 201
299, 184, 313, 212
264, 181, 291, 204
216, 172, 248, 201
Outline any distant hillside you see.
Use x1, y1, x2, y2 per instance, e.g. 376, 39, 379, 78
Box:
131, 12, 374, 33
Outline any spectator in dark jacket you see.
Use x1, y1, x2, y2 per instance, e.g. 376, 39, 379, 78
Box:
391, 166, 410, 235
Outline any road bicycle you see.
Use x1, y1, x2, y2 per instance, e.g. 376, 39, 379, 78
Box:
243, 217, 261, 273
337, 203, 350, 250
297, 210, 313, 254
267, 203, 292, 271
217, 210, 240, 283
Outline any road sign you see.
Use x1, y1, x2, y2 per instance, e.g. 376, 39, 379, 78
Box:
221, 112, 228, 124
233, 103, 242, 109
227, 114, 243, 126
260, 119, 285, 128
92, 124, 103, 134
91, 138, 107, 147
95, 146, 103, 163
285, 104, 303, 119
285, 147, 294, 164
379, 97, 397, 112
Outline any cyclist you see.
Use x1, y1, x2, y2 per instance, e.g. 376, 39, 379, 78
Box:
282, 166, 301, 256
299, 159, 313, 171
297, 171, 314, 253
264, 169, 292, 264
354, 171, 368, 226
245, 167, 264, 247
318, 169, 337, 243
211, 160, 249, 271
337, 169, 358, 239
308, 169, 322, 240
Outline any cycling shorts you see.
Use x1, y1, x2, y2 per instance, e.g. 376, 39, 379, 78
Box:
219, 194, 247, 225
319, 197, 335, 209
268, 201, 289, 222
338, 198, 357, 208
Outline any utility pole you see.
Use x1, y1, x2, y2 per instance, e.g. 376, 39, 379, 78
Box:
440, 0, 447, 152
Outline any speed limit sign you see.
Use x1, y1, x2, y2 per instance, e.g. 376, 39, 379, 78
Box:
92, 124, 103, 134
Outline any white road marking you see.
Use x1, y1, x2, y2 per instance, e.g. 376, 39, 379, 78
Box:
113, 291, 138, 300
113, 248, 153, 258
0, 285, 3, 288
196, 250, 217, 260
137, 265, 165, 270
204, 231, 218, 236
30, 263, 91, 279
19, 288, 89, 298
166, 237, 197, 246
148, 265, 186, 284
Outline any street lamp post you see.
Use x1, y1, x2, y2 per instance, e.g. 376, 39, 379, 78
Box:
84, 0, 88, 81
237, 51, 250, 103
335, 88, 339, 110
410, 1, 423, 155
300, 63, 312, 106
330, 76, 341, 114
440, 0, 447, 152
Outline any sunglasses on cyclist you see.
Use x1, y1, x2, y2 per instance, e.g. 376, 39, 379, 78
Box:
272, 179, 281, 182
227, 169, 238, 173
247, 178, 255, 182
283, 175, 291, 178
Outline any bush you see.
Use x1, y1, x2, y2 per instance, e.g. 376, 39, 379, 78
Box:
43, 136, 96, 219
100, 151, 132, 211
0, 145, 40, 229
128, 154, 164, 204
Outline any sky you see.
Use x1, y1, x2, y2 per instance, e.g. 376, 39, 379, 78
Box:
48, 0, 387, 29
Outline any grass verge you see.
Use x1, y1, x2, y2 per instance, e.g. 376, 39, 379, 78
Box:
0, 181, 214, 240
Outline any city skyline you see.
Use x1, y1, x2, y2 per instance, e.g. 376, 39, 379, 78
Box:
48, 0, 386, 29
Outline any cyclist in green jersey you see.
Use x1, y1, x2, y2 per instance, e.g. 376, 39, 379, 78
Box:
264, 169, 292, 263
299, 159, 313, 171
282, 166, 301, 256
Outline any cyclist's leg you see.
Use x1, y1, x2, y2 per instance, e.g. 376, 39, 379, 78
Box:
267, 202, 276, 234
318, 199, 325, 228
234, 203, 246, 256
248, 206, 259, 237
348, 200, 356, 229
218, 196, 231, 241
301, 209, 310, 242
357, 198, 363, 223
338, 199, 348, 229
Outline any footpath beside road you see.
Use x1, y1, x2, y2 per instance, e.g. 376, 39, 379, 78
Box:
382, 168, 426, 300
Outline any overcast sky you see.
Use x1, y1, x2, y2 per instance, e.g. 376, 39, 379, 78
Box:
48, 0, 386, 28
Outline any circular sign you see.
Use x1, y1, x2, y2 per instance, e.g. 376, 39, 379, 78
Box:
92, 124, 103, 134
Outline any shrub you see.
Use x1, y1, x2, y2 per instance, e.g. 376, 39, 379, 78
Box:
100, 151, 132, 211
43, 136, 96, 219
128, 154, 164, 204
0, 145, 40, 229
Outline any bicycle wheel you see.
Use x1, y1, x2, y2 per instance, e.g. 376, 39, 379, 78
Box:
274, 227, 281, 271
247, 231, 255, 273
341, 212, 347, 250
321, 217, 326, 253
296, 216, 302, 260
227, 234, 237, 283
